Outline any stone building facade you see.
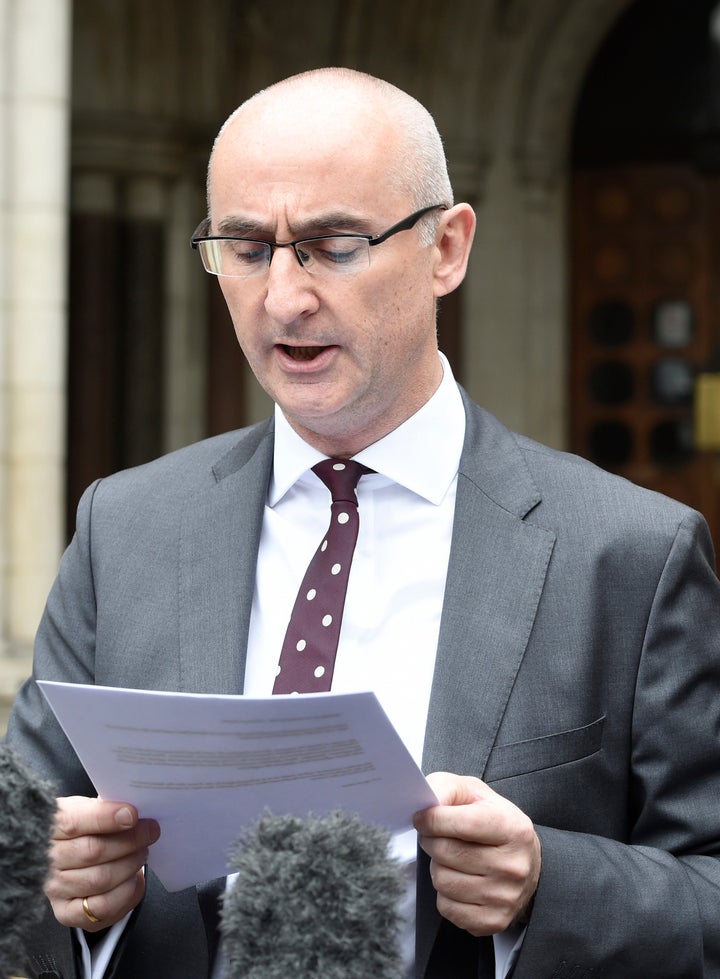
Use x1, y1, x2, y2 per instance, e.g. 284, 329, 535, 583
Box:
9, 0, 700, 729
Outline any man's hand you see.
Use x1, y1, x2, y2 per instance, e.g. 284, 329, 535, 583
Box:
413, 772, 541, 936
44, 796, 161, 932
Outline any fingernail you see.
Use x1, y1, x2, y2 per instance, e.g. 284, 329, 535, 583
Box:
115, 806, 134, 828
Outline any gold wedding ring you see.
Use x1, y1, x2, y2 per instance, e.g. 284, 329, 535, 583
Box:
82, 896, 101, 924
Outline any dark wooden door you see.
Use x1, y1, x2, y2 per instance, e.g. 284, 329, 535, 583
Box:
570, 165, 720, 551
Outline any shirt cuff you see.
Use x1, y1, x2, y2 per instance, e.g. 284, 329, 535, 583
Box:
493, 924, 526, 978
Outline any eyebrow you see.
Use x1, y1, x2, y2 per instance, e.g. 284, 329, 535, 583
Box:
215, 211, 377, 239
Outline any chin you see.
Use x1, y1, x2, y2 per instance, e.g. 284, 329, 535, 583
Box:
279, 387, 355, 423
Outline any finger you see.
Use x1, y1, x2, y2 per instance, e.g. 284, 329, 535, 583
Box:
50, 867, 146, 932
46, 828, 149, 898
425, 832, 542, 937
425, 772, 489, 807
415, 797, 509, 846
421, 803, 504, 846
428, 850, 537, 937
421, 833, 494, 876
426, 832, 537, 890
53, 796, 140, 840
414, 773, 500, 837
49, 817, 160, 873
47, 846, 150, 903
432, 861, 537, 937
435, 889, 515, 937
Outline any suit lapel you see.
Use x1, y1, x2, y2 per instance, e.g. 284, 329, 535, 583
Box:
418, 398, 555, 978
423, 396, 555, 777
177, 420, 274, 695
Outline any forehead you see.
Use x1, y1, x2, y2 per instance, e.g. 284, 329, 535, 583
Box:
209, 87, 408, 225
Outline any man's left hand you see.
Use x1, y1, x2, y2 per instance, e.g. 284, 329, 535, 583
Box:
413, 772, 541, 936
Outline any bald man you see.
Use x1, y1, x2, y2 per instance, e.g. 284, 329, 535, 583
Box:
7, 68, 720, 979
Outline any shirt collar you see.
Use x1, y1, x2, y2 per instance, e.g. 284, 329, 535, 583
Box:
269, 352, 466, 506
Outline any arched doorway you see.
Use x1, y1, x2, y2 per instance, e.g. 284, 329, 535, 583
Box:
571, 0, 720, 549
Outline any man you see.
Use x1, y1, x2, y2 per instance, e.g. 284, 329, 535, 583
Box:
5, 66, 720, 978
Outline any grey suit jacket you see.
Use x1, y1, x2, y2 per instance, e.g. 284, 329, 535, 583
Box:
7, 390, 720, 978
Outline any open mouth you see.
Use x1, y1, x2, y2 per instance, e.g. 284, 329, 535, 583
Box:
281, 344, 328, 361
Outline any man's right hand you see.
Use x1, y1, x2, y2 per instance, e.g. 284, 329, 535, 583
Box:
44, 796, 161, 932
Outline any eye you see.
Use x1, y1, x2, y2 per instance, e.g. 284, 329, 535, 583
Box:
308, 237, 365, 267
225, 240, 269, 267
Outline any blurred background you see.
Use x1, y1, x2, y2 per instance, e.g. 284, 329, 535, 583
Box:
2, 0, 720, 729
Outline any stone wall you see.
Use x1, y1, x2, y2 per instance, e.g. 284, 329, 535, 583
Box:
0, 0, 634, 731
0, 0, 71, 732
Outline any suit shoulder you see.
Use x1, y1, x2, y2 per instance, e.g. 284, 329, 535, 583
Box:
79, 420, 272, 508
460, 394, 696, 530
513, 431, 700, 531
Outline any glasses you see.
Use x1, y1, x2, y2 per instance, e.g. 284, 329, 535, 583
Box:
190, 204, 446, 278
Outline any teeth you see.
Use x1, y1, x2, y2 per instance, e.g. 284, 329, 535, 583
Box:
285, 345, 323, 361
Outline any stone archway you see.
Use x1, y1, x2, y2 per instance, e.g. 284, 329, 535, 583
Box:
461, 0, 634, 449
0, 0, 645, 726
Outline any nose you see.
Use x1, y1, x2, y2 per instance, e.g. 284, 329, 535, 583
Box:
263, 246, 320, 325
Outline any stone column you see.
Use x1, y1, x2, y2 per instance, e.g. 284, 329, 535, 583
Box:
164, 178, 207, 452
0, 0, 71, 722
122, 176, 166, 468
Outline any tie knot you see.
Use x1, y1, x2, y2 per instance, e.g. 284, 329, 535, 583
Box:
312, 458, 370, 503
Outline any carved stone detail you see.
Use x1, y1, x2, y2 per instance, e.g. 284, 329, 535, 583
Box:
513, 0, 634, 197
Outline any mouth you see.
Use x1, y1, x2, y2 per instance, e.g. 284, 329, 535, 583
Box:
281, 344, 328, 361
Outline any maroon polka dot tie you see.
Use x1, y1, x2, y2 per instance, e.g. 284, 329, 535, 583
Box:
273, 458, 371, 694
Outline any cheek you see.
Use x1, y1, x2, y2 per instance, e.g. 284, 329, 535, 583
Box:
376, 274, 436, 346
383, 257, 434, 312
354, 270, 417, 331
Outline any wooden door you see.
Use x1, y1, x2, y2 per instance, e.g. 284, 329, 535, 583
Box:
67, 212, 165, 540
570, 165, 720, 551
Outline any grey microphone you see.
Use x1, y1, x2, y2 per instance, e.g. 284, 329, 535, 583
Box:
220, 809, 406, 979
0, 744, 56, 979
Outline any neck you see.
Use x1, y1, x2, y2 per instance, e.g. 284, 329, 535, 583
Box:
284, 358, 445, 458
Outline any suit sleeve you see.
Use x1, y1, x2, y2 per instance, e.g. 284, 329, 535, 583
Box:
513, 510, 720, 978
6, 476, 218, 979
6, 480, 101, 794
5, 482, 102, 979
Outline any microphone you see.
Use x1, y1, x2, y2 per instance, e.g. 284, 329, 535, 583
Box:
0, 744, 56, 979
220, 809, 406, 979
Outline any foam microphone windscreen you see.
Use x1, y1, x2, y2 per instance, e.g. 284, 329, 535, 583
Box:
0, 744, 56, 979
220, 809, 406, 979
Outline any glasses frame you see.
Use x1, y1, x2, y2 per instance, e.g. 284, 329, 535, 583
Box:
190, 203, 447, 277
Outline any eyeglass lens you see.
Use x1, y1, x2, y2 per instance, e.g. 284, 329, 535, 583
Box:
198, 236, 371, 277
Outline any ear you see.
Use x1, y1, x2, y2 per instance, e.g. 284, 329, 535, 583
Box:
432, 203, 476, 298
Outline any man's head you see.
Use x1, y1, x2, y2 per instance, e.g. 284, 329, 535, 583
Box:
209, 69, 454, 240
204, 67, 475, 456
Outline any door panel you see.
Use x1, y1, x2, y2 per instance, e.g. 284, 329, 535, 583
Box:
570, 165, 720, 552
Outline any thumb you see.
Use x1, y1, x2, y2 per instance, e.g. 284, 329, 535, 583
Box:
425, 771, 495, 807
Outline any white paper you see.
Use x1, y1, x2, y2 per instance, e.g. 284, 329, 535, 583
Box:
38, 681, 437, 892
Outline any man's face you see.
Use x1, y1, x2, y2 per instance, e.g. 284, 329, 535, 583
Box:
208, 91, 445, 456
